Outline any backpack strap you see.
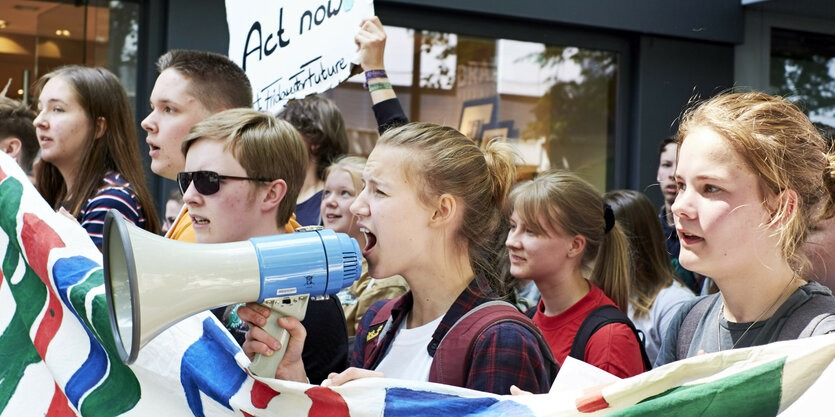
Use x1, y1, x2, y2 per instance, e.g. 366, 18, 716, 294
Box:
778, 291, 835, 340
676, 296, 713, 360
569, 305, 652, 371
429, 301, 558, 387
361, 298, 400, 369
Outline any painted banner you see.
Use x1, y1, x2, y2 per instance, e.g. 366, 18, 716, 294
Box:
0, 149, 834, 416
226, 0, 374, 114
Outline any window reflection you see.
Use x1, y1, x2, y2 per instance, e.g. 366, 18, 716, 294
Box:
0, 1, 138, 109
332, 26, 616, 190
770, 28, 835, 128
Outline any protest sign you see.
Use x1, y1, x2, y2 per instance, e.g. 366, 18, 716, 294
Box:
226, 0, 374, 113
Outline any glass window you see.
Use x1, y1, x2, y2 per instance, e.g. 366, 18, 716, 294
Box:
0, 1, 139, 109
770, 28, 835, 128
329, 26, 618, 190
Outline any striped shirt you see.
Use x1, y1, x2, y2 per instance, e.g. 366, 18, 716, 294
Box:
78, 172, 146, 247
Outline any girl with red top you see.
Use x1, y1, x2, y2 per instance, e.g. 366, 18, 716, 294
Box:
506, 170, 645, 378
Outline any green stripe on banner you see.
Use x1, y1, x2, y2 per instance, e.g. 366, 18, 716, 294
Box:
0, 176, 48, 410
611, 358, 784, 417
70, 270, 140, 416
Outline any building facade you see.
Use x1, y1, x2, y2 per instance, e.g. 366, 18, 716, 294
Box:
0, 0, 833, 214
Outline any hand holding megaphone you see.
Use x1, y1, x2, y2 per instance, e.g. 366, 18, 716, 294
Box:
102, 210, 361, 379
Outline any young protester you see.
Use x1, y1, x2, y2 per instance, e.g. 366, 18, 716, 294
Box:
142, 50, 347, 384
0, 96, 39, 181
240, 123, 556, 394
278, 95, 349, 226
655, 92, 835, 366
657, 136, 702, 294
33, 66, 158, 245
324, 156, 409, 337
505, 171, 647, 378
603, 189, 694, 364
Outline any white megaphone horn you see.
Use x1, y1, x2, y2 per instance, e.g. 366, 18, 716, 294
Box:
102, 209, 361, 377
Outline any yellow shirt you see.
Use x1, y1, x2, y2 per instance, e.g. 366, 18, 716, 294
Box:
165, 205, 302, 242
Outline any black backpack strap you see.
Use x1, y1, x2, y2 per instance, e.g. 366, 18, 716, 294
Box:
524, 306, 536, 319
676, 296, 713, 360
569, 305, 652, 371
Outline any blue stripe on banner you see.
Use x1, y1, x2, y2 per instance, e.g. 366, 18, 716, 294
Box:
52, 257, 110, 408
181, 317, 248, 417
383, 388, 535, 417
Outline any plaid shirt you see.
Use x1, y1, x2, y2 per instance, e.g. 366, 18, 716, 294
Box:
352, 278, 552, 394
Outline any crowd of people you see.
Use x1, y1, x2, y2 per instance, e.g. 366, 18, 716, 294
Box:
2, 15, 835, 397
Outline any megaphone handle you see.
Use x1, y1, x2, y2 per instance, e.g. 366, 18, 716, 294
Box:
249, 295, 309, 378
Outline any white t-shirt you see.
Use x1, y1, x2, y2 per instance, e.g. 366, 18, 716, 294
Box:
374, 314, 444, 381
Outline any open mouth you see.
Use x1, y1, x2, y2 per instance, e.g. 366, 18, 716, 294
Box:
324, 213, 342, 221
679, 230, 703, 245
191, 215, 209, 226
359, 227, 377, 255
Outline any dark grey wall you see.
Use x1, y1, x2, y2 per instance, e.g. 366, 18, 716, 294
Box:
166, 0, 229, 53
377, 0, 744, 44
629, 35, 734, 206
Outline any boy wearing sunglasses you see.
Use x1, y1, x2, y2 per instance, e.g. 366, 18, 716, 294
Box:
178, 108, 350, 384
141, 49, 302, 242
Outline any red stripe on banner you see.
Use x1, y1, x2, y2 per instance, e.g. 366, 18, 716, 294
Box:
576, 385, 610, 413
46, 382, 76, 417
250, 380, 281, 408
22, 212, 66, 357
305, 387, 349, 417
21, 212, 66, 282
33, 291, 63, 356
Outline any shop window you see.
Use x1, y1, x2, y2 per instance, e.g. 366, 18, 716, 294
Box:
329, 26, 617, 190
770, 28, 835, 128
0, 1, 138, 109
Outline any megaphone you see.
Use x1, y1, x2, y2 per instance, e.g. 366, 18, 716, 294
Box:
102, 209, 361, 378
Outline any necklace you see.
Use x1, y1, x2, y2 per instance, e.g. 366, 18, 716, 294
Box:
717, 275, 797, 350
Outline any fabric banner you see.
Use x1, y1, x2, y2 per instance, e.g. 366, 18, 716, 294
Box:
0, 149, 833, 416
225, 0, 374, 114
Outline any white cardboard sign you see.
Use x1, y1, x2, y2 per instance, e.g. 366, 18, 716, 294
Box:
226, 0, 374, 113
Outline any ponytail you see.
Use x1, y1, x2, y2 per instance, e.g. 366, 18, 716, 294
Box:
589, 223, 631, 313
483, 138, 518, 210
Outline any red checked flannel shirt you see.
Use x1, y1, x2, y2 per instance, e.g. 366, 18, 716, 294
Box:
351, 277, 553, 394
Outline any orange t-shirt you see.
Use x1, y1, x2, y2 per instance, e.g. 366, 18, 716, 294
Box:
166, 205, 302, 242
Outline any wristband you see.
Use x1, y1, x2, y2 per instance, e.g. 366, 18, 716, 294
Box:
363, 69, 387, 88
368, 82, 393, 92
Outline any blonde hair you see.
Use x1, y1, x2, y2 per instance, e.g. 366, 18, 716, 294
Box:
507, 170, 632, 312
181, 108, 308, 227
324, 155, 367, 194
378, 122, 518, 295
604, 189, 680, 318
678, 91, 835, 274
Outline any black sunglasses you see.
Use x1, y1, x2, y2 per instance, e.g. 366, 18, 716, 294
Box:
177, 171, 273, 196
